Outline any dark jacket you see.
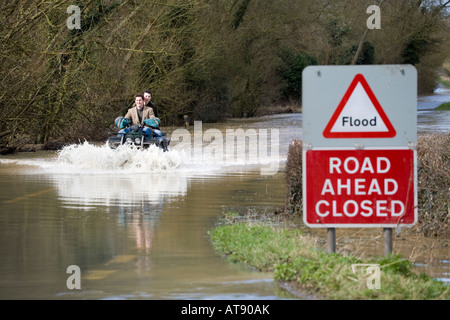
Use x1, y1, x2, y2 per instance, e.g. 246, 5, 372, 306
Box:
146, 101, 159, 118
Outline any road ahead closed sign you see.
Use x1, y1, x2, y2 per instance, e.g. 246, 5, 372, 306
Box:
304, 149, 415, 227
302, 65, 417, 228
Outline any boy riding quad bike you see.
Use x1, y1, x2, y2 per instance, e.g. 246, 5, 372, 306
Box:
108, 116, 170, 152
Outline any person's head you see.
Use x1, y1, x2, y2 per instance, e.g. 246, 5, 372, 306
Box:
143, 89, 152, 104
135, 94, 144, 108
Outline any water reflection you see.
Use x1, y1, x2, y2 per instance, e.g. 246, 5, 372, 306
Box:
53, 172, 192, 286
54, 173, 188, 210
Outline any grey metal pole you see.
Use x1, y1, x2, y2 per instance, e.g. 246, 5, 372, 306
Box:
327, 228, 336, 253
384, 228, 393, 256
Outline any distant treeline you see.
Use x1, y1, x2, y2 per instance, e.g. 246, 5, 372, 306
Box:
1, 0, 449, 146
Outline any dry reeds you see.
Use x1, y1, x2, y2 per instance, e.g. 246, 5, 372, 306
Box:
416, 133, 449, 237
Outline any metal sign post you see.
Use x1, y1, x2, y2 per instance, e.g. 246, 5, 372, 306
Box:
302, 65, 417, 256
327, 228, 336, 253
384, 228, 393, 256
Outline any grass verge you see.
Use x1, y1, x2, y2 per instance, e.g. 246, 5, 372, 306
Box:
209, 212, 450, 300
438, 78, 450, 88
436, 102, 450, 110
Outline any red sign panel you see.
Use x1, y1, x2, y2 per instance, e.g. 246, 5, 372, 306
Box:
304, 149, 416, 227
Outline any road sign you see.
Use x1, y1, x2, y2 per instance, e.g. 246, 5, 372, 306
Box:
302, 65, 417, 148
323, 74, 396, 139
302, 65, 417, 228
303, 148, 416, 227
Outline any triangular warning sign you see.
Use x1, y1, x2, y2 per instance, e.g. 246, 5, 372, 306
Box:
323, 73, 396, 138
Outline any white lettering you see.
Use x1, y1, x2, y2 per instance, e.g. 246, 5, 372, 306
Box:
391, 200, 405, 217
354, 179, 366, 195
360, 200, 373, 217
203, 129, 223, 163
368, 179, 382, 195
329, 157, 341, 174
343, 200, 358, 217
377, 157, 390, 173
332, 201, 343, 216
321, 179, 335, 195
329, 157, 391, 174
172, 121, 280, 175
384, 178, 398, 195
352, 264, 381, 289
337, 179, 351, 195
366, 265, 381, 289
360, 157, 375, 173
316, 200, 329, 217
376, 200, 388, 216
321, 178, 397, 196
344, 157, 359, 174
367, 5, 381, 30
66, 5, 81, 30
181, 304, 215, 317
314, 200, 405, 219
66, 265, 81, 290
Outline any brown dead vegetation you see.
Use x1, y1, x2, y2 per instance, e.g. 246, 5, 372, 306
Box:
0, 1, 449, 151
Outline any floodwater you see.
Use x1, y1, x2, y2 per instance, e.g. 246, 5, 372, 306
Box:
0, 89, 449, 300
418, 86, 450, 134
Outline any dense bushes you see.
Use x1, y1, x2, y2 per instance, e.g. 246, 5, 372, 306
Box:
278, 51, 318, 102
285, 140, 303, 214
0, 0, 449, 148
416, 133, 450, 237
285, 133, 449, 238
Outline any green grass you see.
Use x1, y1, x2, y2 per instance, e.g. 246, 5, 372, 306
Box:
436, 102, 450, 111
438, 78, 450, 88
209, 217, 450, 300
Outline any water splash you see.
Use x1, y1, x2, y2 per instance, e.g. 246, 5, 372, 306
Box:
56, 141, 183, 173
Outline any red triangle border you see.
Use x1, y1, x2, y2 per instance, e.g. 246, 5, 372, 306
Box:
323, 73, 396, 139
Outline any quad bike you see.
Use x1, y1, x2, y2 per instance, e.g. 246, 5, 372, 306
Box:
108, 117, 170, 152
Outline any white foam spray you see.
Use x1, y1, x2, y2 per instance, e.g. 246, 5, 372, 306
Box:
56, 141, 183, 174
